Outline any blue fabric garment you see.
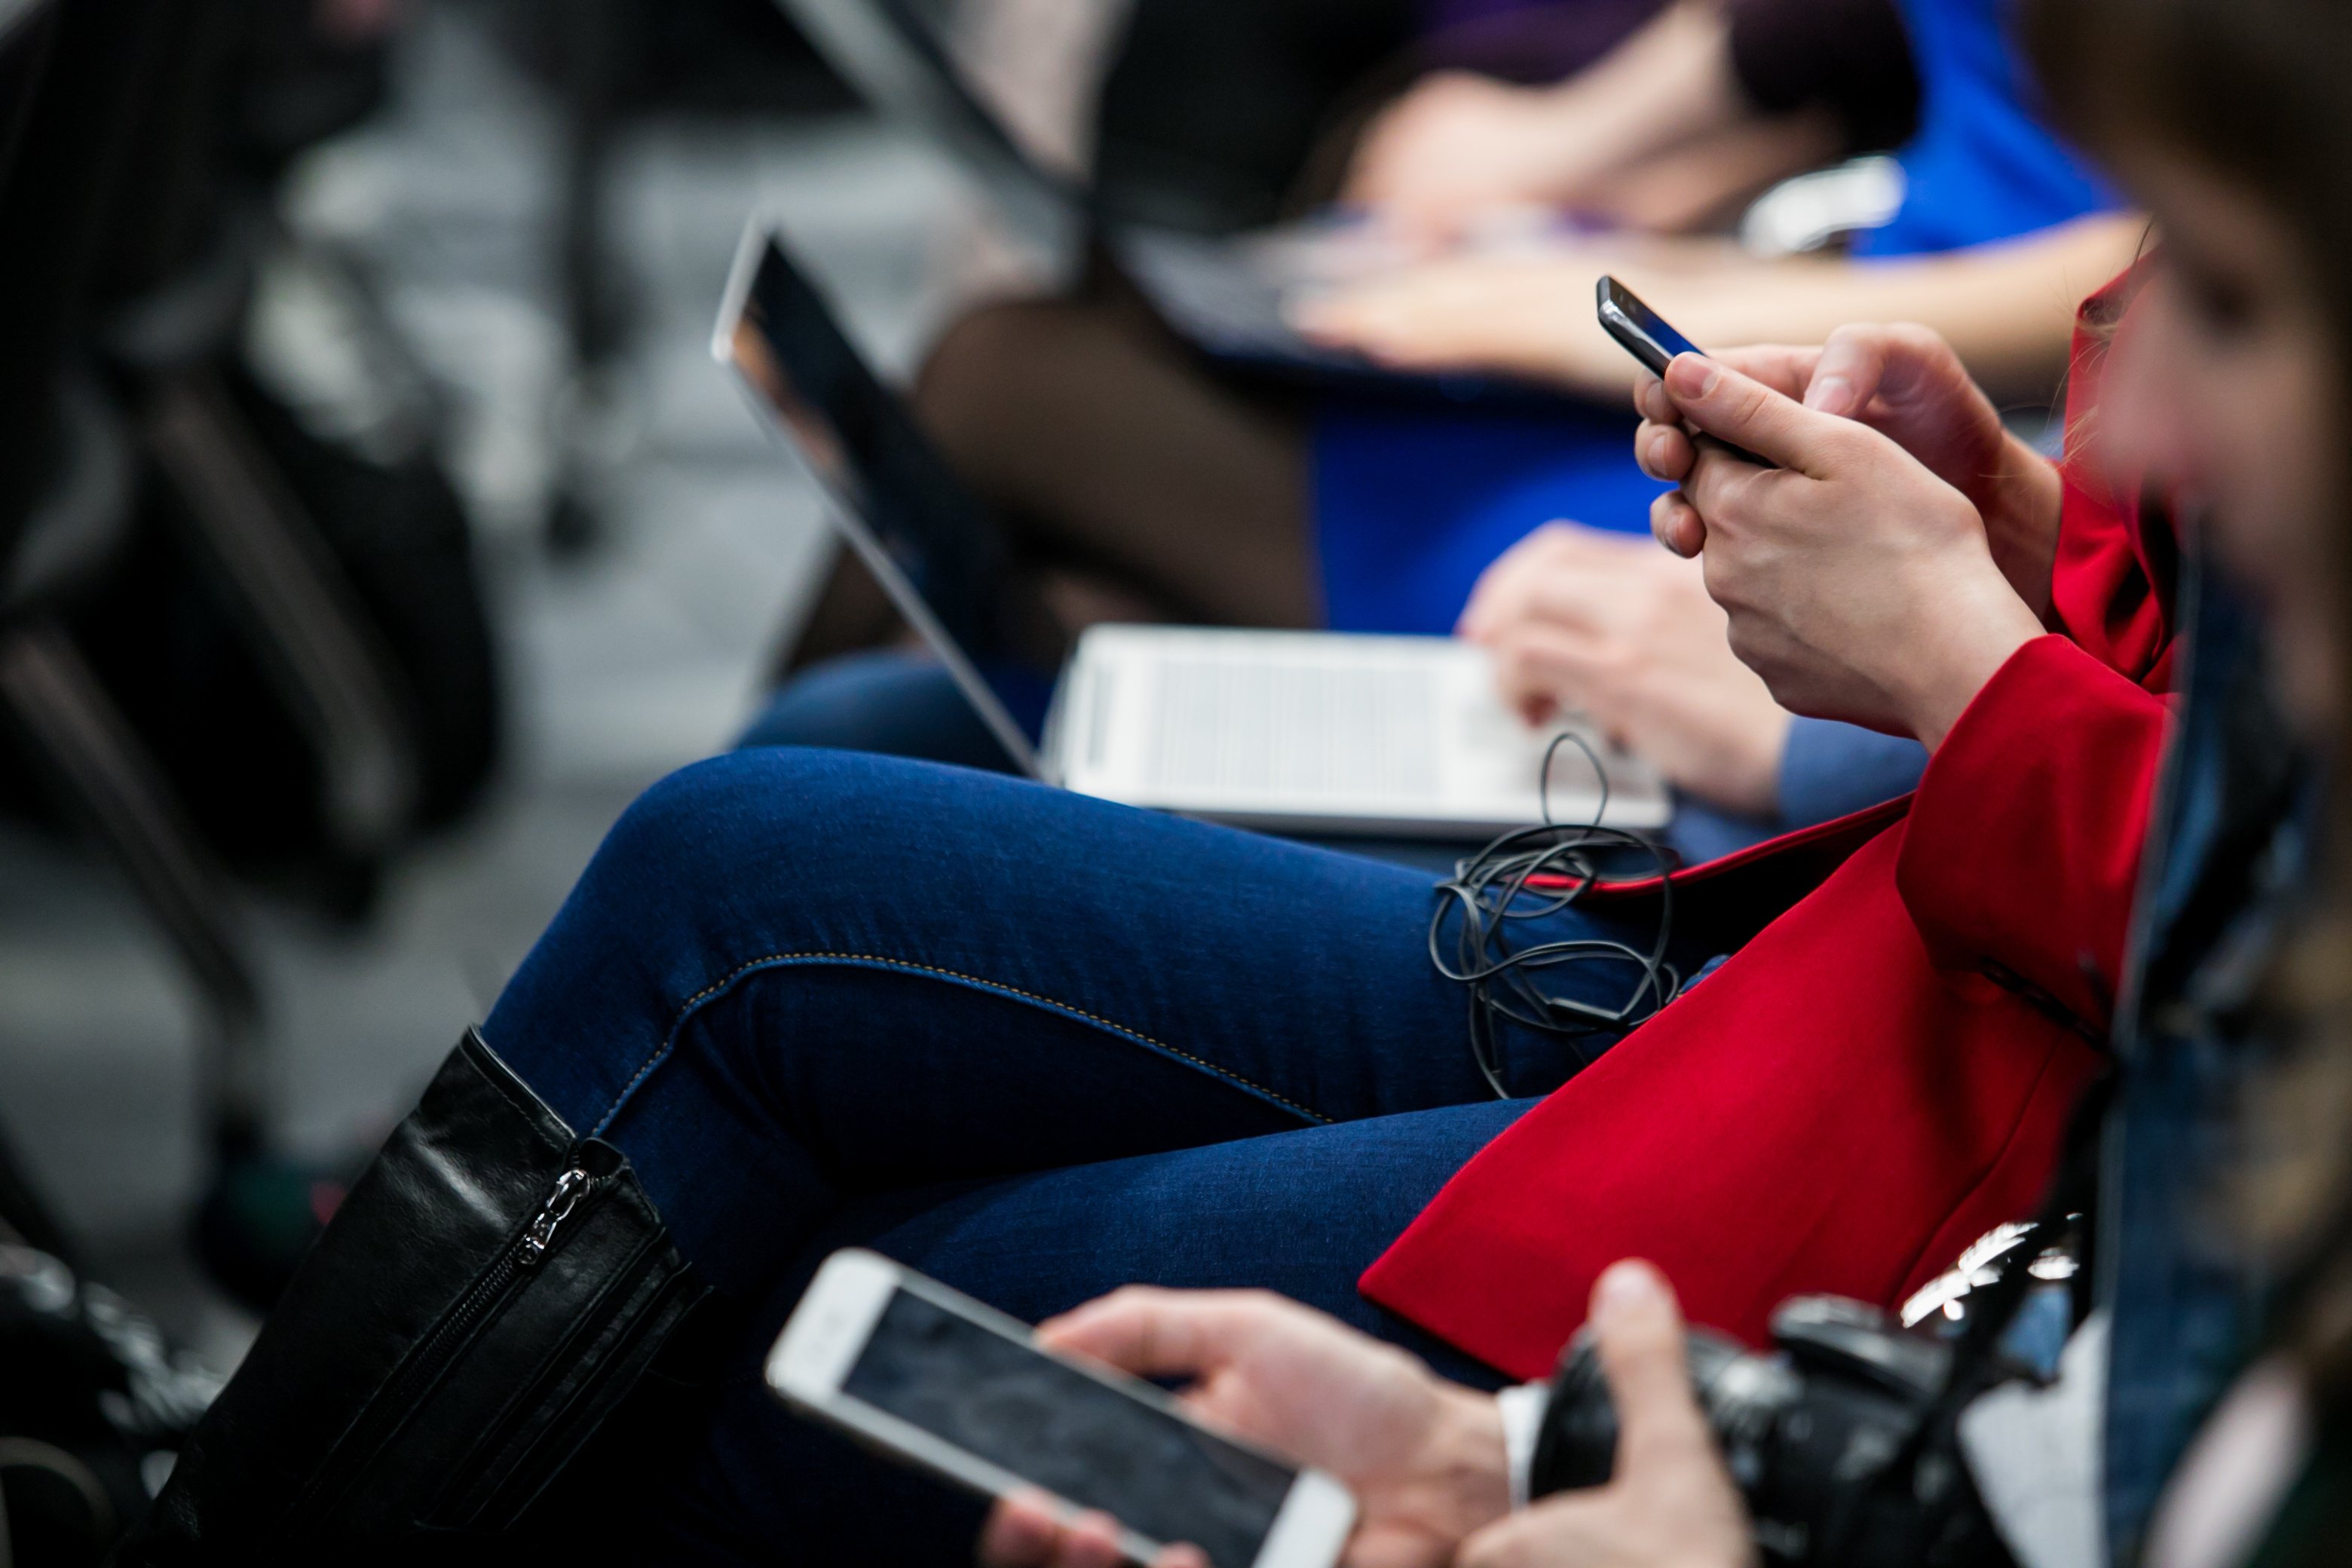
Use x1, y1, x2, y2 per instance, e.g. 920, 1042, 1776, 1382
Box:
2096, 577, 2315, 1563
1314, 404, 1670, 637
1310, 0, 2121, 637
1776, 718, 1928, 828
1853, 0, 2121, 258
479, 746, 1717, 1560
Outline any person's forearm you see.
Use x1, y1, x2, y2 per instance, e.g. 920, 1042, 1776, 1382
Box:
1295, 213, 2145, 409
1523, 2, 1749, 198
1677, 213, 2148, 403
1891, 580, 2046, 755
1390, 213, 2148, 402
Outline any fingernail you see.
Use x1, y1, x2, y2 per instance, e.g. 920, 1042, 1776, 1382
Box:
1808, 375, 1855, 416
1667, 355, 1717, 398
1594, 1260, 1664, 1321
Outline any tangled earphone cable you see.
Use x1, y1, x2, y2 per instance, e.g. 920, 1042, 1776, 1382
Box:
1429, 733, 1683, 1099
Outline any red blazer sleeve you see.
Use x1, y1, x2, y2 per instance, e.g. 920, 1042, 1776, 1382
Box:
1895, 634, 2170, 1031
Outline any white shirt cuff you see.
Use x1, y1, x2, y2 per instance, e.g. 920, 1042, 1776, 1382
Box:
1495, 1381, 1551, 1511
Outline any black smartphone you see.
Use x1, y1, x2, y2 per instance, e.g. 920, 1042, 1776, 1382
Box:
1595, 275, 1705, 378
1595, 275, 1772, 467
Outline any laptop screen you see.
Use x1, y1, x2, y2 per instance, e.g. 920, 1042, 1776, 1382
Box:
715, 223, 1045, 779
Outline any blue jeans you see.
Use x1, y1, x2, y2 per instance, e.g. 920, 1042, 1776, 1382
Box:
482, 748, 1708, 1561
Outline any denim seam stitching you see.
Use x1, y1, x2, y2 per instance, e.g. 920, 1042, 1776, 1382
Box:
594, 950, 1331, 1135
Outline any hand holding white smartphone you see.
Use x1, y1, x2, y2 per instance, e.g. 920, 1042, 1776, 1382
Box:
767, 1251, 1358, 1568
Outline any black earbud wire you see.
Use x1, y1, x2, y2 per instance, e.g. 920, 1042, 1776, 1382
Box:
1429, 732, 1683, 1099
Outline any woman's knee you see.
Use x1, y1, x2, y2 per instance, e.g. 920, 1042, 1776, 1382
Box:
586, 746, 1026, 908
911, 298, 1143, 469
590, 749, 867, 898
911, 300, 1046, 456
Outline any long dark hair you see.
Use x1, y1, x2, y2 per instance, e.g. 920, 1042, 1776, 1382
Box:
2023, 0, 2352, 1438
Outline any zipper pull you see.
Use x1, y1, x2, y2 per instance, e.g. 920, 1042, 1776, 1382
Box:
516, 1164, 596, 1267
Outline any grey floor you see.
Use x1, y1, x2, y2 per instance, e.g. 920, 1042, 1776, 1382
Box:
0, 6, 972, 1365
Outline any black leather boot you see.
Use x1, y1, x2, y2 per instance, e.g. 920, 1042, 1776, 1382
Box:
115, 1031, 712, 1560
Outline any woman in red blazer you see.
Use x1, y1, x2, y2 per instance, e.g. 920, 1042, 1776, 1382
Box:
135, 215, 2170, 1568
1362, 270, 2167, 1371
976, 273, 2180, 1568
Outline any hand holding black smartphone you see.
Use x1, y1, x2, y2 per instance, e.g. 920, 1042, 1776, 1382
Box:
1595, 276, 1774, 469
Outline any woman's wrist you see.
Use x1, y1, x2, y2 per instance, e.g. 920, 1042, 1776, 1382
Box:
1894, 577, 2047, 754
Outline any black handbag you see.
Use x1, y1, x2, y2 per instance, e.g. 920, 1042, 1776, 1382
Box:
0, 1239, 223, 1565
116, 1031, 710, 1557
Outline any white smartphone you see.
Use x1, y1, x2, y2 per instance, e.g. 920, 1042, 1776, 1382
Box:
766, 1250, 1358, 1568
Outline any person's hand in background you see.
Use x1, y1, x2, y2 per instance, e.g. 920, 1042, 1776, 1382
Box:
1456, 1261, 1756, 1568
1635, 354, 2044, 749
976, 1288, 1510, 1568
1287, 251, 1749, 402
1459, 524, 1789, 819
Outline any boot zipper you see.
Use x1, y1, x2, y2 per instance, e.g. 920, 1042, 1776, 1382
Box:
516, 1165, 596, 1267
290, 1156, 608, 1527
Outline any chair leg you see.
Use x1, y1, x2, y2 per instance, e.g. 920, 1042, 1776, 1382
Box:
0, 618, 266, 1153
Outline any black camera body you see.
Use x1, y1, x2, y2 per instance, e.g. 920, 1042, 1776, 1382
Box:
1530, 1295, 2012, 1567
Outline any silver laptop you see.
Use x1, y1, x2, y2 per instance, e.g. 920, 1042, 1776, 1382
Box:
716, 221, 1669, 838
767, 0, 1570, 406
